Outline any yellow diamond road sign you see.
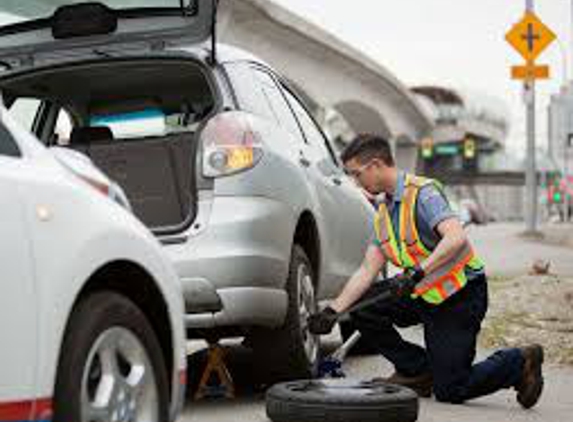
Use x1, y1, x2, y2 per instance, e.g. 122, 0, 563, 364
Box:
506, 12, 556, 62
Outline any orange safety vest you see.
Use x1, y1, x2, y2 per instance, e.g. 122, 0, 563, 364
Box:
374, 174, 484, 305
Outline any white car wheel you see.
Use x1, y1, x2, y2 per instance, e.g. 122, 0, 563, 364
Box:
81, 327, 159, 422
54, 292, 169, 422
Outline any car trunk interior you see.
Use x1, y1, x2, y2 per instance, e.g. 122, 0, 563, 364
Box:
1, 58, 216, 232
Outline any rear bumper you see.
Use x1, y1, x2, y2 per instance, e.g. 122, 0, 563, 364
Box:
163, 195, 294, 328
184, 286, 288, 328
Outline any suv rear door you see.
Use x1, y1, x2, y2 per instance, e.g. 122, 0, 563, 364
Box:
0, 0, 216, 68
281, 85, 374, 297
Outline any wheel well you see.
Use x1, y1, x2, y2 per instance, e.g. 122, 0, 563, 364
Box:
69, 261, 174, 396
294, 211, 321, 284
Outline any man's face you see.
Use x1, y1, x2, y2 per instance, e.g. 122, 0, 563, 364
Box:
343, 157, 386, 195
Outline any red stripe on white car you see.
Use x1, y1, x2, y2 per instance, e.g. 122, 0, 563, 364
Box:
0, 398, 52, 421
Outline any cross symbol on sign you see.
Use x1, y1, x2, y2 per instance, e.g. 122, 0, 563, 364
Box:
505, 12, 556, 62
522, 23, 541, 52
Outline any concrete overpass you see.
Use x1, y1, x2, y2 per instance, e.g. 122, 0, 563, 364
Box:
218, 0, 433, 170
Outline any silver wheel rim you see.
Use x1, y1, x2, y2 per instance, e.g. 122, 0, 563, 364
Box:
80, 327, 159, 422
297, 263, 319, 366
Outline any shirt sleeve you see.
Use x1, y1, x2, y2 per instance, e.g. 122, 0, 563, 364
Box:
416, 184, 458, 231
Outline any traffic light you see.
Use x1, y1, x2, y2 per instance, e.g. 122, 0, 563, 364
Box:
548, 179, 565, 204
463, 137, 476, 160
420, 137, 434, 159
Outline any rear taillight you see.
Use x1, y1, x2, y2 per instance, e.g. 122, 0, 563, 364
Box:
78, 173, 132, 210
201, 111, 264, 178
77, 173, 110, 196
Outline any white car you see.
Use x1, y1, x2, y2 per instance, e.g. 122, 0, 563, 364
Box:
0, 102, 186, 422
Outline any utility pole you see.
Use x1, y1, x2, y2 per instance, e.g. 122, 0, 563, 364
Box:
507, 0, 556, 229
524, 0, 538, 233
563, 0, 573, 221
570, 0, 573, 76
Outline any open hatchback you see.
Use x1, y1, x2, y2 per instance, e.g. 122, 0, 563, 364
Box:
0, 0, 221, 232
0, 0, 217, 68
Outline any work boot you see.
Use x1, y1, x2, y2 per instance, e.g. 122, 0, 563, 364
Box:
375, 371, 433, 398
516, 344, 544, 409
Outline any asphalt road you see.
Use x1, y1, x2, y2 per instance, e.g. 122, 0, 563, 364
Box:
179, 223, 573, 422
468, 222, 573, 278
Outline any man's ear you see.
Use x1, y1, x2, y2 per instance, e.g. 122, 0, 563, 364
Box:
372, 158, 386, 171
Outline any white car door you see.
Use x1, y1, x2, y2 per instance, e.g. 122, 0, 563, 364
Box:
0, 123, 38, 407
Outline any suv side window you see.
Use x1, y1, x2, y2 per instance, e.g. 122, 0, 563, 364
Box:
251, 69, 302, 138
224, 63, 274, 121
224, 63, 303, 140
0, 122, 21, 158
282, 87, 339, 166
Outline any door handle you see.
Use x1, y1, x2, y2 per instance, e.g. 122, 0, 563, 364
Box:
299, 157, 311, 168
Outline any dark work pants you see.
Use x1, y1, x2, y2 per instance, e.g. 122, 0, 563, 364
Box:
351, 274, 525, 403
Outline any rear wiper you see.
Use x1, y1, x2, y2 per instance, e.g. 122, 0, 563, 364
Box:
0, 60, 12, 71
93, 49, 114, 58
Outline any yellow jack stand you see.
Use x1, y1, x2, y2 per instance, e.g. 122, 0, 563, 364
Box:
194, 342, 235, 400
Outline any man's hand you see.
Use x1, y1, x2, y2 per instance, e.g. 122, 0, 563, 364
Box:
308, 306, 339, 335
388, 266, 425, 299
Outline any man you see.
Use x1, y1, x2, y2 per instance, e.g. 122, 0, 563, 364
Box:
308, 134, 544, 407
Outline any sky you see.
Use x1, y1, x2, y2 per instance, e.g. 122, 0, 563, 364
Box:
273, 0, 572, 155
0, 0, 569, 155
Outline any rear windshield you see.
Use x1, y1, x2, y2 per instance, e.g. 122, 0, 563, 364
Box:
1, 1, 184, 23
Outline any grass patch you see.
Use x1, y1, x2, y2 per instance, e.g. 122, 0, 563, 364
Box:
556, 348, 573, 365
479, 316, 510, 349
487, 275, 511, 284
479, 312, 530, 349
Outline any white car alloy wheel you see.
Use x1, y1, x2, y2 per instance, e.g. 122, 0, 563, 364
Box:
54, 292, 169, 422
297, 265, 318, 366
81, 327, 159, 422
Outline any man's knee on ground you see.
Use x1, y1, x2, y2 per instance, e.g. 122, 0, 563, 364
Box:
433, 383, 466, 404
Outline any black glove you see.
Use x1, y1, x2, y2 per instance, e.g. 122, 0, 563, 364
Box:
388, 266, 425, 299
308, 306, 339, 335
404, 265, 426, 283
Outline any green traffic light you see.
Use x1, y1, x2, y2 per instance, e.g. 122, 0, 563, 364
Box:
422, 148, 433, 159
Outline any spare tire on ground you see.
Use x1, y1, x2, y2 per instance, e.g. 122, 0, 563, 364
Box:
266, 378, 419, 422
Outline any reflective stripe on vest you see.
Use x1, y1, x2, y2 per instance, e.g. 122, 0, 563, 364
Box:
374, 174, 484, 305
374, 202, 401, 267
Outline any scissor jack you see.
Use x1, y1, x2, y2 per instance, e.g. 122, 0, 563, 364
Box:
194, 340, 235, 400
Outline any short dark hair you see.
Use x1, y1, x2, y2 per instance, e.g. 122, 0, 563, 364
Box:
340, 134, 395, 167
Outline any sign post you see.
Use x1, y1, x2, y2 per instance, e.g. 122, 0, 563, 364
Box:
505, 1, 556, 233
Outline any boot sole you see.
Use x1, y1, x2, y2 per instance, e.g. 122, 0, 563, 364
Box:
518, 345, 544, 409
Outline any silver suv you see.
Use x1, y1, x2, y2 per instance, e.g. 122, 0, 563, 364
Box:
0, 0, 373, 378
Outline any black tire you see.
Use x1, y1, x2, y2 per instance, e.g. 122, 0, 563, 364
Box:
266, 379, 419, 422
250, 245, 319, 381
339, 319, 380, 356
54, 291, 170, 422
